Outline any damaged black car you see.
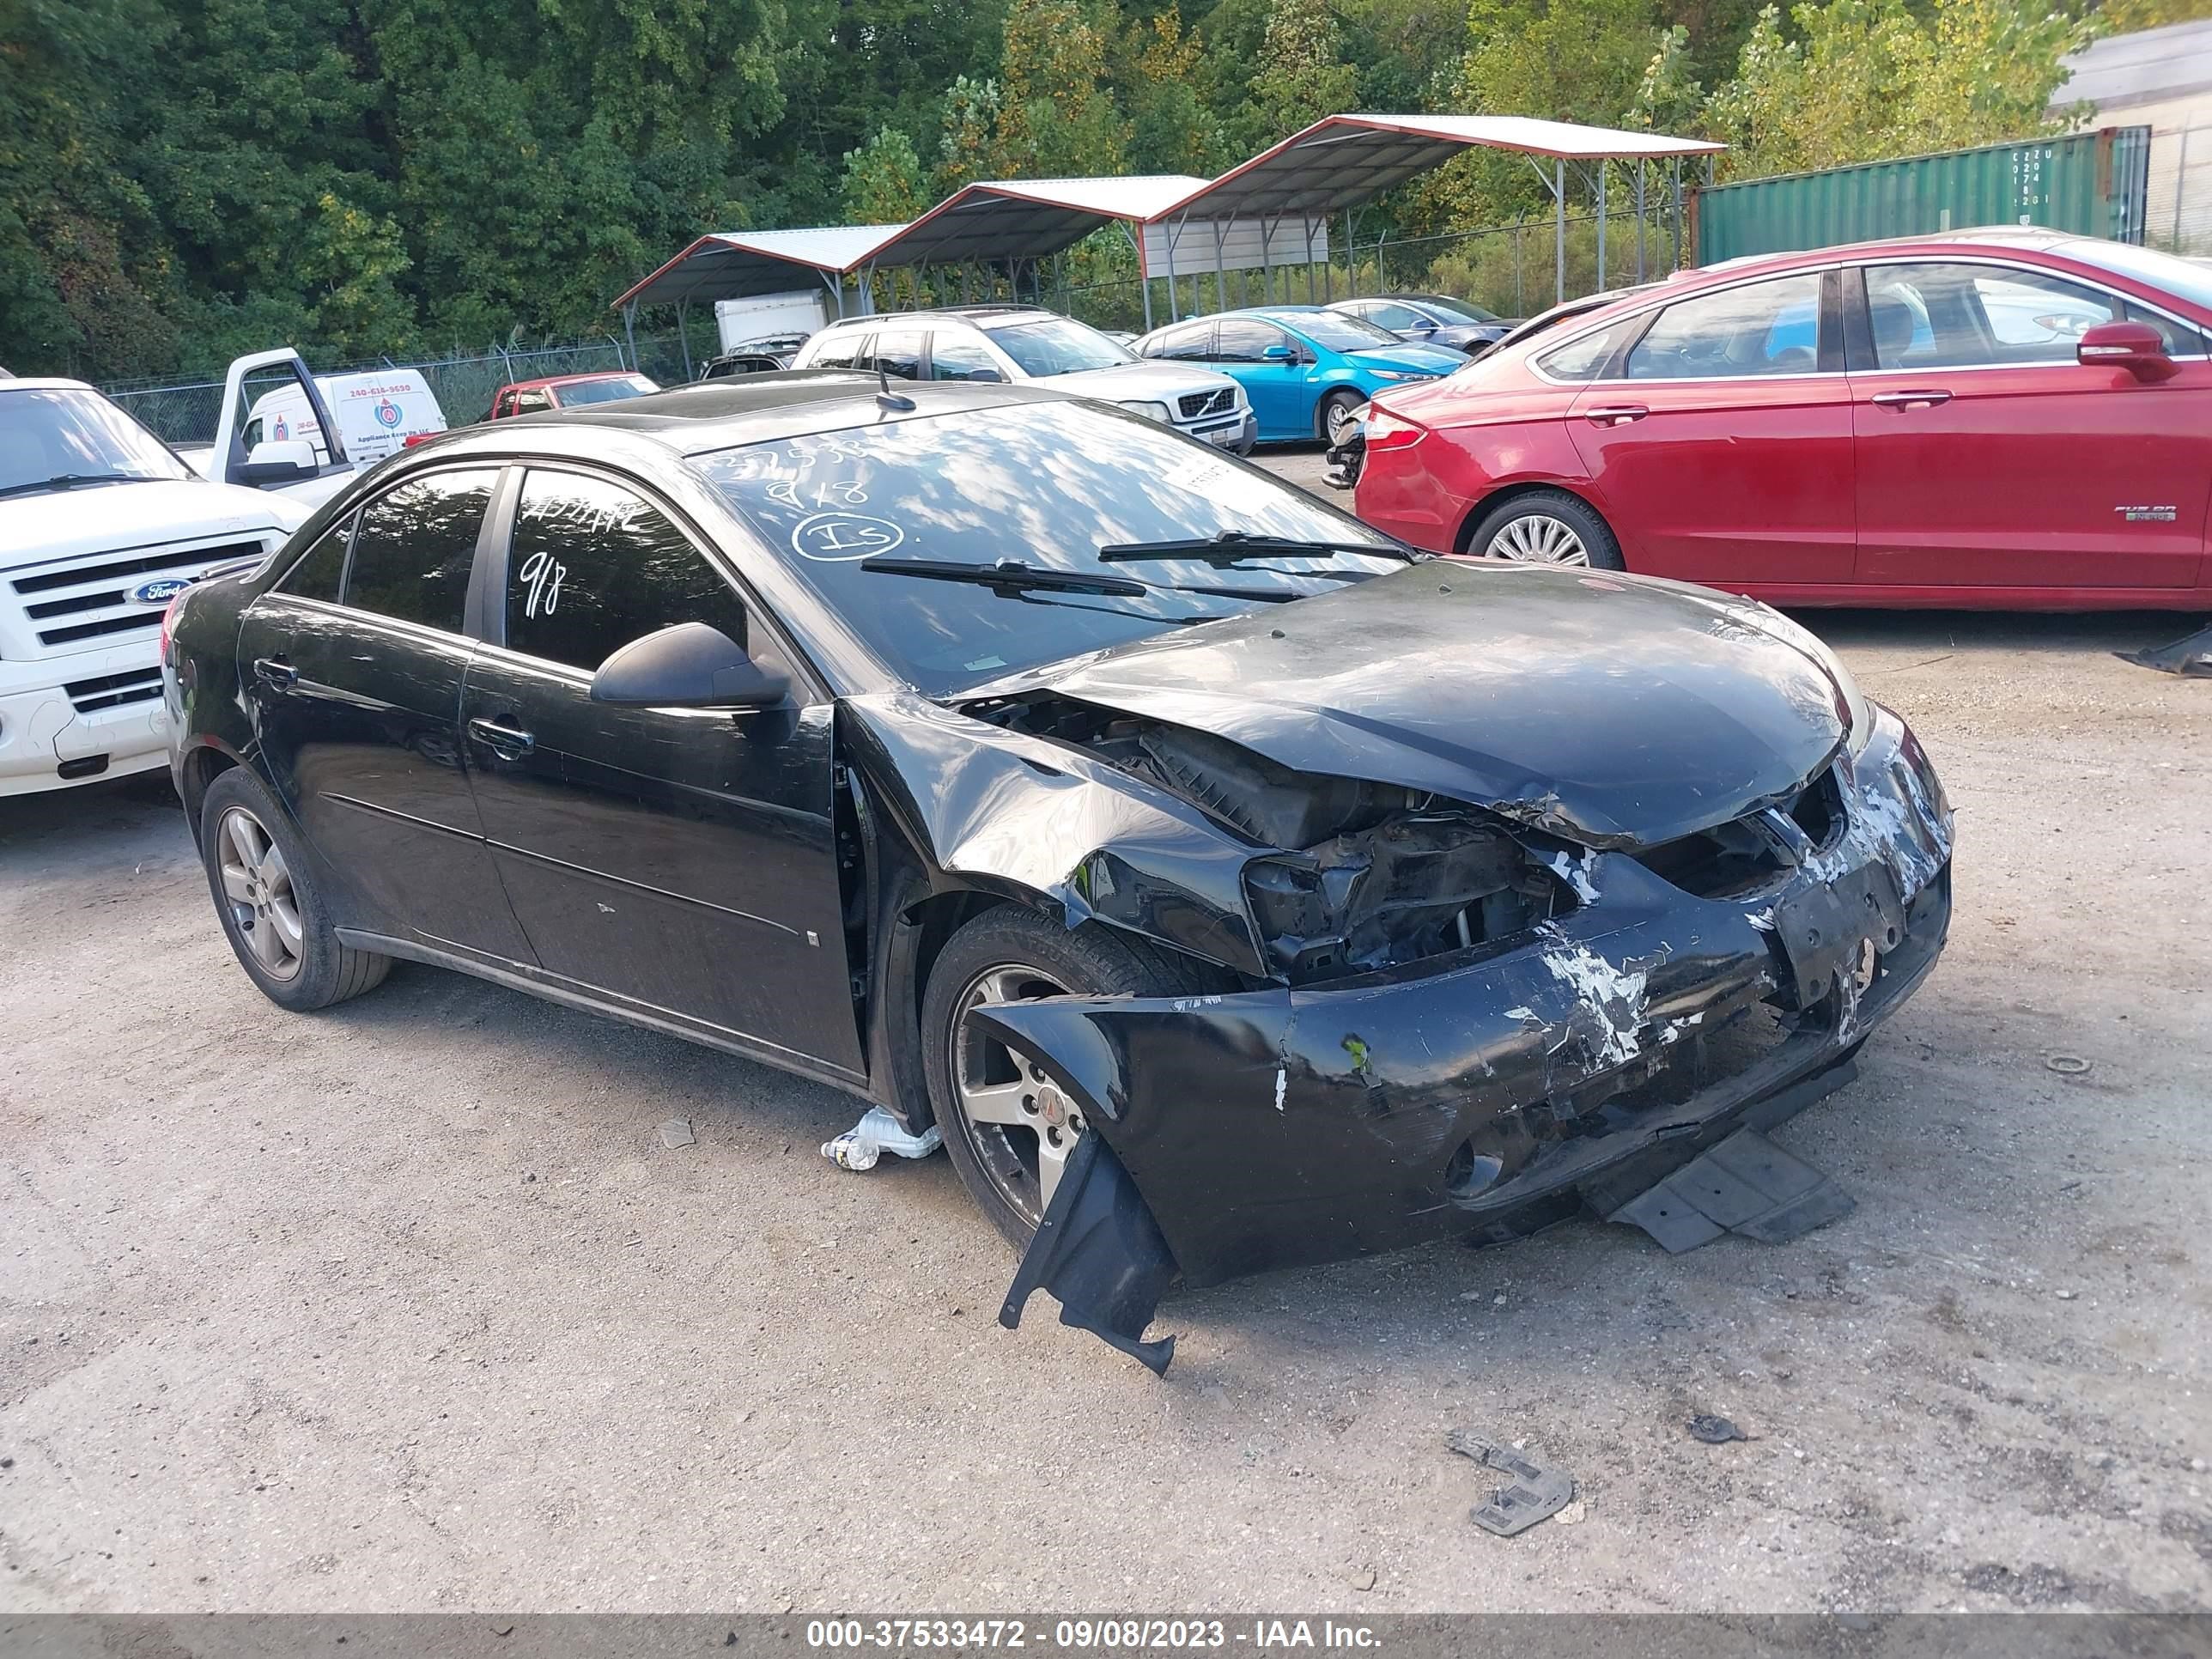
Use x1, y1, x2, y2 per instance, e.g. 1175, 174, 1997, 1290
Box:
162, 372, 1954, 1373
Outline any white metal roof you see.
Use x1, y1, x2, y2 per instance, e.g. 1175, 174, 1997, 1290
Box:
611, 225, 909, 310
2057, 18, 2212, 112
863, 176, 1210, 269
1156, 113, 1725, 222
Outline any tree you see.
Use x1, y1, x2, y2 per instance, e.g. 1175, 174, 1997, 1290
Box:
936, 75, 1003, 192
1250, 0, 1360, 145
990, 0, 1127, 177
1122, 11, 1231, 175
842, 125, 931, 222
1705, 0, 2094, 178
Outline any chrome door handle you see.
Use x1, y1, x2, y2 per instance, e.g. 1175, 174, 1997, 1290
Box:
252, 656, 298, 690
1870, 389, 1952, 409
466, 716, 535, 759
1584, 404, 1649, 426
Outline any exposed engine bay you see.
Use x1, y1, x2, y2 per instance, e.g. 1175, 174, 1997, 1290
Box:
968, 696, 1572, 985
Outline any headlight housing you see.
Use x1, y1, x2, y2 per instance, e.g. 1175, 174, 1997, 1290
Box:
1366, 370, 1431, 383
1118, 400, 1173, 422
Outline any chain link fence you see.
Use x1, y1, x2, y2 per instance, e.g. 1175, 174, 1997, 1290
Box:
1054, 206, 1688, 334
105, 337, 657, 447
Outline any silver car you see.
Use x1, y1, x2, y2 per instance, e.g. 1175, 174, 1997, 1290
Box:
793, 307, 1257, 453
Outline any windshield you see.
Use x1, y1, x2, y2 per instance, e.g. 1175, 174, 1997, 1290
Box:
1278, 312, 1403, 353
982, 316, 1133, 377
2055, 239, 2212, 314
694, 401, 1405, 695
556, 374, 659, 406
0, 387, 194, 495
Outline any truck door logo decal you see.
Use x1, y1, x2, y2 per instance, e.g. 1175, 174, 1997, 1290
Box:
374, 398, 404, 429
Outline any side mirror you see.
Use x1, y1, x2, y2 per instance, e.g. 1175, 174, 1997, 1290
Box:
589, 622, 788, 710
1261, 343, 1297, 363
2077, 320, 2175, 381
966, 366, 1006, 382
234, 438, 319, 487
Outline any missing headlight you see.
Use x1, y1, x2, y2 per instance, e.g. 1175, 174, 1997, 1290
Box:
1244, 813, 1573, 984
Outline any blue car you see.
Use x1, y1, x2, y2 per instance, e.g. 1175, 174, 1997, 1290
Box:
1132, 306, 1467, 445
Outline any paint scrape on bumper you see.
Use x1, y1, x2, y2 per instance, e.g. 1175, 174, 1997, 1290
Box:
979, 709, 1953, 1369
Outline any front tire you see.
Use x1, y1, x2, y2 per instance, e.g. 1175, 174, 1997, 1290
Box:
1319, 389, 1365, 447
198, 768, 391, 1012
1465, 489, 1624, 570
921, 908, 1211, 1250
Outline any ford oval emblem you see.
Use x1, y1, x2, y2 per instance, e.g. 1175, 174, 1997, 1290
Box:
131, 577, 192, 606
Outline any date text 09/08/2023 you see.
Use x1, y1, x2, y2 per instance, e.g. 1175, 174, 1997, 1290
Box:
805, 1620, 1382, 1651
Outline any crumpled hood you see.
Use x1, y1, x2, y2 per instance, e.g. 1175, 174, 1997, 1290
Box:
0, 478, 295, 572
980, 562, 1850, 851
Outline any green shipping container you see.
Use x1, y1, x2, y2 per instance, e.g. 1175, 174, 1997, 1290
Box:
1693, 127, 2153, 264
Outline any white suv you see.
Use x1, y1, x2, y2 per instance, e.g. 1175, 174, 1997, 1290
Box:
793, 307, 1257, 453
1, 379, 305, 796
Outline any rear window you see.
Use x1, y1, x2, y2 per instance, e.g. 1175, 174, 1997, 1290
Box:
554, 375, 659, 406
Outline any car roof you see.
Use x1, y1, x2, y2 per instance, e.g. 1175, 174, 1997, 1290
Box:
817, 306, 1050, 331
0, 376, 95, 394
425, 370, 1075, 460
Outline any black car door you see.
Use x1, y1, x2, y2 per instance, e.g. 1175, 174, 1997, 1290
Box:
456, 464, 864, 1077
234, 465, 538, 962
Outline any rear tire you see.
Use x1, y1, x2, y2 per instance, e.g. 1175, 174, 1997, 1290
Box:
1319, 389, 1365, 446
1465, 489, 1624, 570
198, 768, 391, 1012
921, 907, 1212, 1250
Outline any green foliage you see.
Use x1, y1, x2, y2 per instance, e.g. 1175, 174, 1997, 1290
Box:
0, 0, 2107, 380
1704, 0, 2096, 177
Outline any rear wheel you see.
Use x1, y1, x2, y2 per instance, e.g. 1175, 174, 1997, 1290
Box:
1466, 489, 1624, 571
199, 768, 390, 1012
1319, 389, 1365, 446
922, 908, 1208, 1249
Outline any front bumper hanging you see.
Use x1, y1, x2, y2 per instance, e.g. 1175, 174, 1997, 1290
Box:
985, 713, 1954, 1370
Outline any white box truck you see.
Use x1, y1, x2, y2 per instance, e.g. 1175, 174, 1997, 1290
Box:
714, 291, 830, 356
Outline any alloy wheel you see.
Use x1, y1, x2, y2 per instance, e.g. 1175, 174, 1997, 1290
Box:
1325, 397, 1364, 446
1486, 513, 1590, 566
950, 963, 1083, 1228
216, 805, 305, 981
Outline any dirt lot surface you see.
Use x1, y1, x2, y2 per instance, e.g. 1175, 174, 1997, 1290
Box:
3, 451, 2209, 1613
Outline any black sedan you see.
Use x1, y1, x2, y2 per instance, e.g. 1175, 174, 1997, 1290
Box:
1328, 294, 1517, 355
162, 373, 1953, 1371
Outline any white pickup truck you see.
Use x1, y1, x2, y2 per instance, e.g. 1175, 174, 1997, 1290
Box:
176, 348, 447, 510
1, 376, 307, 797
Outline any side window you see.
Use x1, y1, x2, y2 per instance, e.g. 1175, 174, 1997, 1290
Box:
504, 470, 749, 673
493, 390, 514, 418
1369, 303, 1423, 331
1969, 267, 2119, 355
276, 518, 351, 602
811, 331, 871, 370
1213, 319, 1287, 362
1626, 273, 1826, 379
1535, 317, 1644, 381
2124, 300, 2210, 356
1147, 323, 1213, 361
867, 330, 924, 381
342, 469, 498, 632
929, 332, 1000, 380
512, 389, 555, 415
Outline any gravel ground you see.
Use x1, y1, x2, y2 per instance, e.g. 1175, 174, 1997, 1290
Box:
2, 451, 2208, 1613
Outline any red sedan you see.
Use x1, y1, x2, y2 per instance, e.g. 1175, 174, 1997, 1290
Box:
484, 371, 659, 421
1353, 229, 2212, 609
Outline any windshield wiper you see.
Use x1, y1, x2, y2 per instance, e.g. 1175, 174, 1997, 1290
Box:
0, 471, 151, 501
860, 556, 1150, 597
1097, 531, 1421, 565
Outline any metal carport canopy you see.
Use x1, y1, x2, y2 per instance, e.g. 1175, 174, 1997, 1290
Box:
609, 224, 909, 311
861, 175, 1210, 268
1155, 113, 1725, 221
